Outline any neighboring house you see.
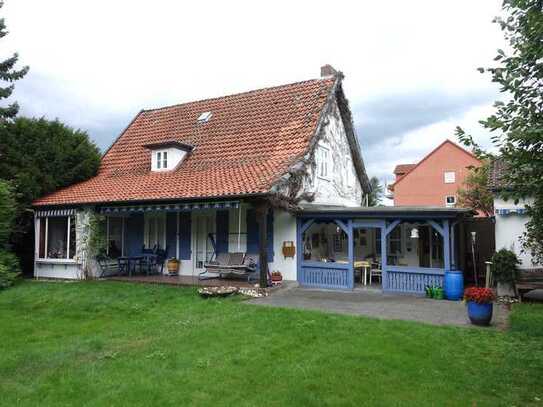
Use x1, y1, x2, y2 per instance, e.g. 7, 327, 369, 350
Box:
388, 140, 482, 209
489, 158, 539, 270
33, 66, 471, 293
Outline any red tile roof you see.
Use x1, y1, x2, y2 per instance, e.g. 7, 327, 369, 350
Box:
34, 77, 337, 206
393, 164, 416, 175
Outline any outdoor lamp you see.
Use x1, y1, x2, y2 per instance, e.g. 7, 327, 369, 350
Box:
410, 227, 419, 239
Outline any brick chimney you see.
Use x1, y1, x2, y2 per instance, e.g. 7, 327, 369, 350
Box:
320, 64, 337, 77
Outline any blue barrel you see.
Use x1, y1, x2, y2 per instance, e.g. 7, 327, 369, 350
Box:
444, 270, 464, 301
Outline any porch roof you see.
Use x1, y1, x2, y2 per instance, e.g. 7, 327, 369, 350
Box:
297, 204, 473, 219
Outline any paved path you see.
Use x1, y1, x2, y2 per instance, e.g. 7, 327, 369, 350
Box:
250, 285, 507, 328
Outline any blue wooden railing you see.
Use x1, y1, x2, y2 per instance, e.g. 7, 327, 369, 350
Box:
299, 261, 352, 290
384, 266, 445, 295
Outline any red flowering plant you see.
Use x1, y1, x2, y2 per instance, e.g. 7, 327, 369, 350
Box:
463, 287, 496, 304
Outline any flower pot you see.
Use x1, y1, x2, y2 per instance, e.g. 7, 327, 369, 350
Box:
467, 301, 493, 326
167, 259, 180, 275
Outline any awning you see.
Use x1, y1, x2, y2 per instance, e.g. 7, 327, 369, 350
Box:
99, 200, 240, 214
35, 208, 77, 217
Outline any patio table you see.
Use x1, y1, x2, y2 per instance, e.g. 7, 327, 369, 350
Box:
117, 256, 144, 277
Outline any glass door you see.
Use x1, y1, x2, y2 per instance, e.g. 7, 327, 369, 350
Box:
192, 212, 216, 273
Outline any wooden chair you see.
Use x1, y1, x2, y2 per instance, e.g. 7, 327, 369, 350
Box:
369, 263, 382, 285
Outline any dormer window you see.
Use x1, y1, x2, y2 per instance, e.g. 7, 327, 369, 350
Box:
145, 141, 194, 172
156, 151, 168, 169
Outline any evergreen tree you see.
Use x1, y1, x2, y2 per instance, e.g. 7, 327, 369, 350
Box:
368, 176, 384, 206
0, 1, 29, 121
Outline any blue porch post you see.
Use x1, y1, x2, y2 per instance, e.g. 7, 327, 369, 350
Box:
347, 219, 354, 289
296, 217, 303, 284
450, 222, 456, 270
443, 219, 451, 271
381, 224, 387, 290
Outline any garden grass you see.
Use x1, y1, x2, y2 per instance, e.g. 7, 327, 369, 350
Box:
0, 281, 541, 406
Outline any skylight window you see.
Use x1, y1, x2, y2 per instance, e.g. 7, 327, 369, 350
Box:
197, 111, 212, 123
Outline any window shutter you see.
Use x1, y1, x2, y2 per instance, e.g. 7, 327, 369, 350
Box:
125, 214, 144, 256
166, 212, 177, 258
178, 212, 191, 260
216, 210, 229, 254
246, 207, 274, 262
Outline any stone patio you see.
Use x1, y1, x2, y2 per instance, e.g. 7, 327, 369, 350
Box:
249, 284, 509, 328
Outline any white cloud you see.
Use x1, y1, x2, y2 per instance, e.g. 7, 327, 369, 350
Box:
3, 0, 505, 173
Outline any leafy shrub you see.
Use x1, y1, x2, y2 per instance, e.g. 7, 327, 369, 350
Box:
0, 180, 16, 248
491, 248, 521, 284
0, 250, 20, 289
464, 287, 496, 304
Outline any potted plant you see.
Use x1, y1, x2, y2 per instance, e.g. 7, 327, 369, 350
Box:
166, 258, 180, 276
464, 287, 495, 326
271, 271, 283, 284
490, 248, 520, 297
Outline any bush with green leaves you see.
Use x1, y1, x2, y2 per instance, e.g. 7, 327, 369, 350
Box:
0, 180, 16, 248
0, 250, 20, 289
491, 248, 521, 284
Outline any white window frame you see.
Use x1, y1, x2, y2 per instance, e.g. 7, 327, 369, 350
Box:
36, 215, 76, 261
144, 213, 166, 250
444, 171, 456, 184
153, 150, 169, 171
445, 195, 456, 207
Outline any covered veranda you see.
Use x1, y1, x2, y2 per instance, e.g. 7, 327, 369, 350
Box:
296, 206, 472, 294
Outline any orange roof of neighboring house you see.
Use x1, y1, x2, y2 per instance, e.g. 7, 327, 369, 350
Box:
34, 77, 340, 207
388, 139, 480, 191
393, 163, 416, 176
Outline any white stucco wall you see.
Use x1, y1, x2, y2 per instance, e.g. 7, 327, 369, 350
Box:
300, 99, 364, 207
268, 209, 297, 281
494, 197, 538, 269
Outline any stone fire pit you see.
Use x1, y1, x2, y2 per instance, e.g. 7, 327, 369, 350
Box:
198, 286, 239, 298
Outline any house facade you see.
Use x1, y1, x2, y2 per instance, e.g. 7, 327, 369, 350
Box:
489, 158, 539, 270
33, 66, 471, 294
388, 140, 481, 208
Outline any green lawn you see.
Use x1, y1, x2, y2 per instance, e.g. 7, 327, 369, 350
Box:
0, 282, 541, 406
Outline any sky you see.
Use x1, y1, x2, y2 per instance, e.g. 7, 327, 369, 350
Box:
3, 0, 505, 200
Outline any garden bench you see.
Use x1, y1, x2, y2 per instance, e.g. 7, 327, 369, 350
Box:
516, 270, 543, 301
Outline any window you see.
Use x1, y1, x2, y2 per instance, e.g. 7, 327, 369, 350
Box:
444, 171, 456, 184
37, 216, 76, 260
445, 195, 456, 207
144, 213, 166, 250
162, 151, 168, 168
318, 147, 330, 179
301, 221, 347, 263
106, 217, 124, 258
157, 151, 162, 169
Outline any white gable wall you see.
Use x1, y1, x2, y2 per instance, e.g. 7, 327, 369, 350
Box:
494, 196, 538, 269
300, 98, 364, 207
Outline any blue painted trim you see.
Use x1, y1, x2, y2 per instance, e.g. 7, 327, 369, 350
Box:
385, 219, 401, 236
381, 225, 388, 290
299, 213, 462, 220
301, 261, 350, 270
166, 212, 177, 258
335, 219, 348, 234
178, 212, 191, 260
297, 218, 303, 285
347, 219, 354, 289
246, 208, 258, 253
352, 220, 385, 229
386, 266, 445, 275
450, 221, 457, 269
267, 209, 274, 263
301, 219, 314, 234
443, 219, 451, 271
427, 220, 444, 236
